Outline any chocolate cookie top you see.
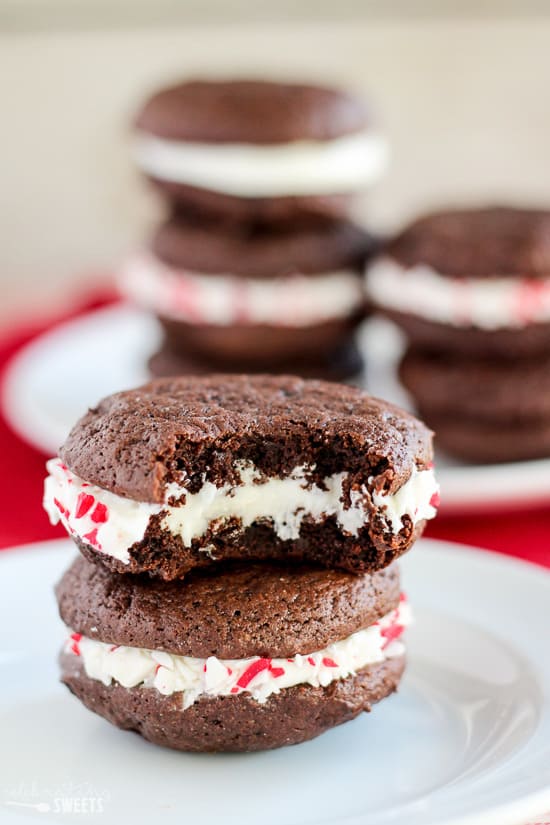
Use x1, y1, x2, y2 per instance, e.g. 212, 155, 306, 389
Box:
135, 79, 370, 144
386, 207, 550, 278
151, 214, 376, 277
56, 555, 400, 658
58, 375, 433, 502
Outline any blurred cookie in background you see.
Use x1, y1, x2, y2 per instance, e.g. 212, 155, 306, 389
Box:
119, 214, 376, 379
148, 335, 365, 382
399, 348, 550, 463
369, 206, 550, 462
133, 78, 389, 224
366, 207, 550, 358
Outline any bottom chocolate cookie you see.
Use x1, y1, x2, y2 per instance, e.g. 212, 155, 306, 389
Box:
400, 348, 550, 462
420, 414, 550, 464
147, 177, 355, 225
61, 654, 404, 753
149, 336, 365, 382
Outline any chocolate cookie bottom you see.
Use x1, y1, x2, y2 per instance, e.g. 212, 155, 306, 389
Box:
385, 309, 550, 359
61, 653, 405, 752
400, 347, 550, 424
400, 347, 550, 462
147, 177, 355, 225
74, 516, 425, 582
423, 413, 550, 463
149, 336, 365, 383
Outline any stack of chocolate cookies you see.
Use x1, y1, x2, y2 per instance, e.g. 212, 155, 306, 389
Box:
120, 79, 388, 380
366, 207, 550, 463
44, 374, 439, 751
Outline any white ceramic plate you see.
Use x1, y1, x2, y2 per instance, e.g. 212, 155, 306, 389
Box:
3, 304, 550, 512
1, 537, 549, 825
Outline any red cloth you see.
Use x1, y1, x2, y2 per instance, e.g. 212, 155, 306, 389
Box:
1, 294, 549, 567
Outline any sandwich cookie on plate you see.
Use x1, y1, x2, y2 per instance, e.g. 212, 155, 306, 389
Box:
44, 375, 439, 580
57, 556, 408, 752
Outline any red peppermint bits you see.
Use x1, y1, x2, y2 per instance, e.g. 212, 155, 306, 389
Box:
426, 461, 435, 470
91, 502, 108, 524
53, 498, 70, 519
322, 657, 338, 668
307, 656, 316, 666
70, 632, 82, 656
83, 528, 100, 548
381, 622, 405, 650
269, 666, 285, 678
231, 686, 239, 694
75, 493, 95, 519
226, 667, 232, 676
429, 492, 441, 509
236, 658, 271, 689
399, 592, 407, 603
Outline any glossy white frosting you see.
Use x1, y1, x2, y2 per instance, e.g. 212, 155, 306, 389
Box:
134, 131, 389, 197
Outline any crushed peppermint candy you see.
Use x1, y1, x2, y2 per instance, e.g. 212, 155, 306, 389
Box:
63, 600, 411, 709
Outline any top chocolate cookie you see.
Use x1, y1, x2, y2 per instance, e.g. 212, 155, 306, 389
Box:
386, 207, 550, 279
135, 79, 369, 144
150, 212, 375, 277
133, 78, 388, 222
44, 375, 438, 579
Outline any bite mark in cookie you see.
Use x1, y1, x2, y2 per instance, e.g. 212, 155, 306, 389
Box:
44, 375, 437, 578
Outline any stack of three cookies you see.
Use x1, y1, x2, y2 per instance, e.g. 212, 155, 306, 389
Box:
44, 375, 439, 751
119, 79, 387, 380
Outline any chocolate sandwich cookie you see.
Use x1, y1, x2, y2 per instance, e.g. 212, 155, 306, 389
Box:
44, 375, 438, 580
148, 335, 365, 382
57, 556, 408, 752
366, 207, 550, 358
119, 214, 374, 369
400, 348, 550, 462
133, 79, 388, 223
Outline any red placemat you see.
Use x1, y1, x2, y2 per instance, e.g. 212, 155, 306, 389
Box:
0, 294, 115, 549
0, 293, 549, 567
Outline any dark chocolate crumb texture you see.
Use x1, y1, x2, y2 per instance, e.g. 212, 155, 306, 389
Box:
57, 556, 408, 751
44, 375, 438, 580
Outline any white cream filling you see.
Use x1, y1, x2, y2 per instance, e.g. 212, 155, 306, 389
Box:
134, 131, 389, 197
366, 257, 550, 330
44, 459, 439, 565
118, 254, 364, 327
65, 602, 410, 709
